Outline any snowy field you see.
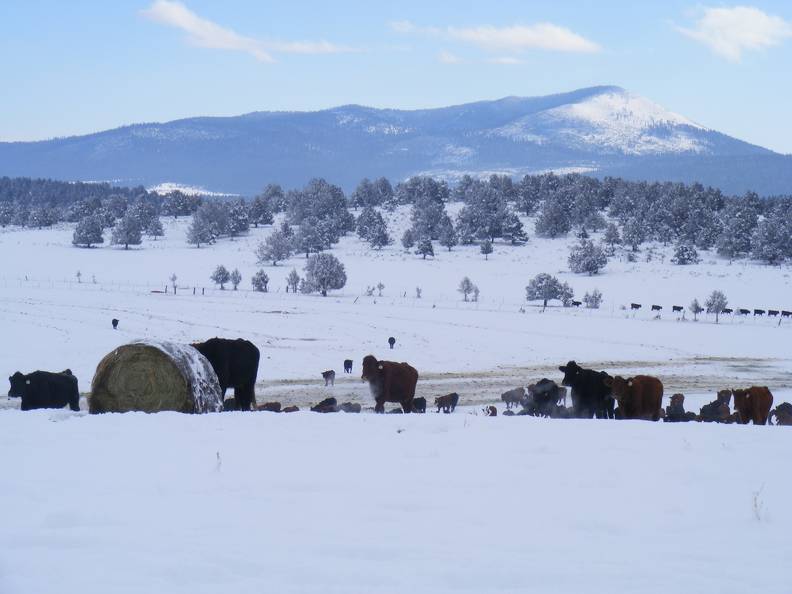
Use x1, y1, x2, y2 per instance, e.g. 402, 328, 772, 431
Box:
1, 208, 791, 593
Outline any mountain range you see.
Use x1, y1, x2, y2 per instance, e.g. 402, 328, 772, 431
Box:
1, 85, 790, 196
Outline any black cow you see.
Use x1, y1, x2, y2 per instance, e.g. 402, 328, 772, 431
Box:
782, 310, 792, 318
8, 370, 79, 411
191, 338, 260, 411
768, 310, 779, 317
111, 318, 119, 330
672, 305, 683, 313
412, 396, 427, 413
630, 303, 641, 311
738, 309, 751, 316
754, 309, 765, 316
651, 305, 662, 312
388, 336, 396, 349
311, 397, 338, 413
722, 308, 733, 315
571, 300, 582, 307
322, 370, 335, 386
343, 359, 353, 373
558, 361, 613, 419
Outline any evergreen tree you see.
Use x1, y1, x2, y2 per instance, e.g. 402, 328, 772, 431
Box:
582, 289, 603, 309
304, 253, 347, 296
689, 298, 704, 321
534, 199, 571, 238
261, 184, 287, 212
251, 270, 269, 292
525, 273, 573, 311
72, 215, 105, 248
111, 213, 142, 250
622, 218, 645, 251
227, 200, 250, 237
604, 222, 621, 247
480, 239, 493, 260
437, 215, 458, 251
401, 228, 416, 249
295, 216, 325, 257
230, 268, 242, 290
256, 230, 293, 265
416, 238, 434, 259
286, 269, 300, 293
751, 218, 788, 264
146, 217, 164, 240
671, 243, 700, 265
458, 277, 474, 301
705, 290, 728, 324
211, 265, 231, 290
248, 194, 274, 227
366, 216, 391, 249
568, 239, 607, 275
187, 213, 214, 248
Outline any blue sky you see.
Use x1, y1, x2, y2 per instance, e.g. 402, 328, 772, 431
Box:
1, 1, 791, 153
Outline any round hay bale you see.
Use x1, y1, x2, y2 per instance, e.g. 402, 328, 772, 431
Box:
90, 340, 222, 414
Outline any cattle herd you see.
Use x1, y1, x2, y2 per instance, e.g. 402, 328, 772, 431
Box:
627, 302, 792, 319
5, 337, 792, 426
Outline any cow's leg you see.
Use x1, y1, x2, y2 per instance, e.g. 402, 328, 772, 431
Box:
70, 393, 80, 412
375, 399, 385, 413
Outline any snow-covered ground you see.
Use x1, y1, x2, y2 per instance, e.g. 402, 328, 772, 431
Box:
1, 207, 791, 593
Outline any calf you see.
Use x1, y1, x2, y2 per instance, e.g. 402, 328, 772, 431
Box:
630, 303, 641, 311
282, 405, 299, 413
753, 309, 765, 317
257, 401, 282, 412
8, 370, 80, 411
664, 393, 696, 422
322, 370, 335, 387
311, 397, 338, 413
732, 387, 773, 425
343, 359, 353, 373
483, 405, 497, 417
651, 305, 662, 312
411, 396, 427, 413
672, 305, 683, 313
501, 387, 525, 409
340, 402, 362, 413
111, 318, 119, 330
388, 336, 396, 349
435, 393, 458, 413
769, 402, 792, 426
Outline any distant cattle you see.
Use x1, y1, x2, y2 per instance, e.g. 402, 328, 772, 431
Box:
651, 305, 662, 312
738, 309, 751, 316
111, 318, 119, 330
257, 401, 282, 413
311, 397, 338, 413
361, 355, 418, 413
435, 393, 459, 413
571, 300, 582, 307
388, 337, 396, 349
767, 310, 779, 317
630, 303, 641, 311
8, 370, 80, 411
782, 310, 792, 318
483, 405, 497, 416
412, 396, 427, 413
322, 370, 335, 386
343, 359, 353, 373
672, 305, 683, 313
558, 361, 613, 419
340, 402, 362, 413
732, 387, 773, 425
192, 338, 260, 411
604, 375, 663, 421
769, 402, 792, 426
663, 393, 696, 422
722, 308, 733, 315
754, 309, 765, 317
501, 387, 525, 409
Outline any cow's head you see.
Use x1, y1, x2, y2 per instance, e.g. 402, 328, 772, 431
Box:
731, 388, 748, 409
558, 361, 581, 386
361, 355, 381, 383
717, 389, 732, 405
8, 372, 28, 399
603, 376, 631, 401
670, 393, 685, 408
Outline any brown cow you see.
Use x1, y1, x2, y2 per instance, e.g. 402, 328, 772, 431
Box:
361, 355, 418, 413
604, 375, 663, 421
256, 401, 282, 412
282, 405, 299, 413
435, 393, 455, 413
731, 387, 773, 425
501, 387, 525, 409
483, 405, 497, 417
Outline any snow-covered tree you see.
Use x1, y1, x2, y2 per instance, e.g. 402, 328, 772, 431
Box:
72, 215, 104, 248
458, 277, 474, 301
256, 230, 293, 265
186, 213, 213, 248
286, 269, 300, 293
251, 270, 269, 292
227, 200, 250, 237
248, 194, 274, 227
583, 289, 603, 309
622, 218, 645, 251
437, 215, 458, 251
689, 298, 703, 321
401, 228, 416, 249
211, 265, 231, 290
295, 216, 326, 258
169, 273, 177, 292
525, 273, 573, 311
480, 239, 493, 260
705, 290, 728, 324
146, 217, 164, 240
261, 184, 287, 213
303, 253, 347, 296
416, 238, 434, 259
604, 222, 621, 247
534, 199, 571, 238
111, 213, 142, 250
376, 282, 385, 296
472, 285, 480, 302
671, 243, 700, 265
568, 239, 607, 275
230, 268, 242, 290
366, 217, 391, 249
751, 218, 788, 264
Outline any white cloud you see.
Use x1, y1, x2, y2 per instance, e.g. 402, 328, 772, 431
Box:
678, 5, 792, 62
390, 19, 600, 54
141, 1, 352, 62
488, 56, 523, 65
437, 50, 462, 64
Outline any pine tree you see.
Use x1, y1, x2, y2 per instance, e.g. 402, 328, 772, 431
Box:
689, 298, 703, 321
211, 265, 231, 290
304, 253, 347, 296
480, 239, 493, 260
604, 222, 621, 247
416, 238, 434, 259
286, 269, 300, 293
187, 213, 213, 248
705, 290, 728, 324
230, 268, 242, 290
525, 273, 573, 311
248, 195, 274, 227
751, 218, 788, 264
582, 289, 603, 309
111, 213, 142, 250
622, 218, 644, 251
366, 217, 391, 249
437, 215, 458, 251
256, 230, 294, 265
568, 239, 607, 275
146, 217, 164, 240
227, 200, 250, 237
72, 215, 105, 248
671, 243, 700, 265
534, 199, 571, 238
401, 228, 416, 249
251, 270, 269, 292
458, 277, 474, 301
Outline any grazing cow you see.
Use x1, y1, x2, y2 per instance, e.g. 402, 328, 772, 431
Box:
388, 336, 396, 349
732, 387, 773, 425
722, 308, 733, 315
282, 405, 299, 413
111, 318, 119, 330
782, 310, 792, 318
501, 387, 525, 409
435, 393, 456, 413
412, 397, 427, 413
754, 309, 765, 317
672, 305, 683, 313
322, 370, 336, 387
651, 305, 662, 312
343, 359, 353, 374
604, 375, 663, 421
768, 310, 779, 317
558, 361, 613, 419
340, 402, 362, 413
311, 397, 338, 413
630, 303, 641, 311
738, 308, 750, 316
571, 300, 582, 307
664, 393, 696, 422
361, 355, 418, 413
192, 338, 260, 411
257, 402, 282, 413
769, 402, 792, 426
483, 405, 497, 417
8, 370, 80, 411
